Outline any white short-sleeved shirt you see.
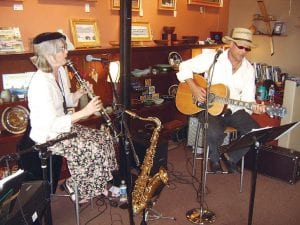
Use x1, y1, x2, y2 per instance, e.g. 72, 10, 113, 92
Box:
176, 49, 256, 114
28, 67, 79, 143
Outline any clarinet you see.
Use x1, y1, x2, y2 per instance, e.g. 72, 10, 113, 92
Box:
65, 60, 118, 138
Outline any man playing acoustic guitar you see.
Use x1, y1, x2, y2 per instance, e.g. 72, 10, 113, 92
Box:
176, 28, 265, 173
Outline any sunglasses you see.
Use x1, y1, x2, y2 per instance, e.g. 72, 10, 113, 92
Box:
234, 43, 251, 52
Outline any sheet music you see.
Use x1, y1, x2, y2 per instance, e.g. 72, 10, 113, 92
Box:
250, 126, 272, 132
237, 126, 272, 139
274, 121, 300, 140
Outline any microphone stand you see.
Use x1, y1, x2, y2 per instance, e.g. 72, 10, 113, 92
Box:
106, 62, 140, 225
186, 51, 221, 224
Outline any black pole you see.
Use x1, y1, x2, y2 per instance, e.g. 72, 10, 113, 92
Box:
39, 148, 53, 225
248, 142, 261, 225
120, 1, 135, 225
120, 0, 131, 108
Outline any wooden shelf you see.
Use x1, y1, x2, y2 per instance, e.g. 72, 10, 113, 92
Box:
254, 34, 287, 37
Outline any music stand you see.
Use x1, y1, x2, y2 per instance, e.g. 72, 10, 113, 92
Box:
223, 121, 300, 225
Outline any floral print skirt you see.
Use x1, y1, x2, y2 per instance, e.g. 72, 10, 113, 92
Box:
49, 124, 118, 199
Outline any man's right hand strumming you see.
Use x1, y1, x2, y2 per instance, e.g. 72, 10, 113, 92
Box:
186, 78, 207, 103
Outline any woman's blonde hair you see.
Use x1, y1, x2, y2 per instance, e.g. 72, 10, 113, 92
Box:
30, 33, 66, 73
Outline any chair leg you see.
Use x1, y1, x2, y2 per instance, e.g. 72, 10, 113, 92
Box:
49, 155, 54, 195
204, 146, 209, 189
240, 156, 245, 193
49, 154, 82, 225
74, 182, 80, 225
192, 147, 197, 177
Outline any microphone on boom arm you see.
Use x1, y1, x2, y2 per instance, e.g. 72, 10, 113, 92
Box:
214, 49, 223, 61
86, 55, 111, 63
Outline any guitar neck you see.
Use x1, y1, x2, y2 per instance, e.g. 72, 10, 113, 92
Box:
215, 96, 255, 111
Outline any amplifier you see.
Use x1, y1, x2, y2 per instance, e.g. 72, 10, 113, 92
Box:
187, 116, 204, 148
6, 181, 52, 225
245, 145, 300, 184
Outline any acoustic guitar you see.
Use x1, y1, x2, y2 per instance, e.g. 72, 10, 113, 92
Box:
175, 75, 287, 118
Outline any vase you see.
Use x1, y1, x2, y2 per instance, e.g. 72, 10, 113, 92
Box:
0, 89, 12, 102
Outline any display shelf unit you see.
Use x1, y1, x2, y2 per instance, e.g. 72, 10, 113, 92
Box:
0, 44, 214, 155
0, 43, 278, 157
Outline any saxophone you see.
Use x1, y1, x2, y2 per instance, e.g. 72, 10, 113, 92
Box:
125, 110, 169, 214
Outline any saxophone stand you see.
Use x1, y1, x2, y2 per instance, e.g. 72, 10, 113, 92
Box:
141, 195, 176, 224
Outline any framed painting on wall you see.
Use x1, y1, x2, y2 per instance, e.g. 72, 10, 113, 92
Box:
70, 18, 100, 48
111, 0, 141, 11
158, 0, 177, 11
188, 0, 223, 7
131, 22, 152, 42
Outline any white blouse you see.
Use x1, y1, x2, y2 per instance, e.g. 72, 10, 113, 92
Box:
28, 67, 79, 143
176, 49, 256, 114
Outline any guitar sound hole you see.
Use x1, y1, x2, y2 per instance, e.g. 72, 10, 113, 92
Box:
196, 93, 215, 109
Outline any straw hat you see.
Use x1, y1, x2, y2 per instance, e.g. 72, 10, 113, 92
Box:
222, 27, 256, 48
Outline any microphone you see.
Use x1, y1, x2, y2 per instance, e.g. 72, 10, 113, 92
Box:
86, 55, 110, 63
214, 49, 223, 61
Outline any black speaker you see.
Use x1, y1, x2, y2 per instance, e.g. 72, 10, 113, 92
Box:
5, 181, 51, 225
132, 133, 168, 176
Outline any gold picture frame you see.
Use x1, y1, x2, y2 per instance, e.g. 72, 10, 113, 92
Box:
131, 22, 152, 42
111, 0, 141, 11
70, 18, 100, 48
158, 0, 177, 11
188, 0, 223, 7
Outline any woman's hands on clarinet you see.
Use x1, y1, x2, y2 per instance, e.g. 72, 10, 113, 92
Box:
74, 81, 93, 101
83, 96, 103, 116
71, 95, 103, 123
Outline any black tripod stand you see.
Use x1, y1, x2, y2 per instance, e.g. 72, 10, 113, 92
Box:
18, 132, 77, 225
222, 121, 299, 225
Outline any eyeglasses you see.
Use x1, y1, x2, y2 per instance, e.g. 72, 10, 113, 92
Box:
234, 43, 251, 52
56, 44, 67, 52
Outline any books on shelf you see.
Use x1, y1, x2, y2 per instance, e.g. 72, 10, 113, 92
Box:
252, 62, 282, 83
0, 27, 24, 53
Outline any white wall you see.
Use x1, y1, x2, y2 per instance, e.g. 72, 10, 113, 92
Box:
228, 0, 300, 76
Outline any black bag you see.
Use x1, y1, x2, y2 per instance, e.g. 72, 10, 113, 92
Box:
245, 145, 300, 184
